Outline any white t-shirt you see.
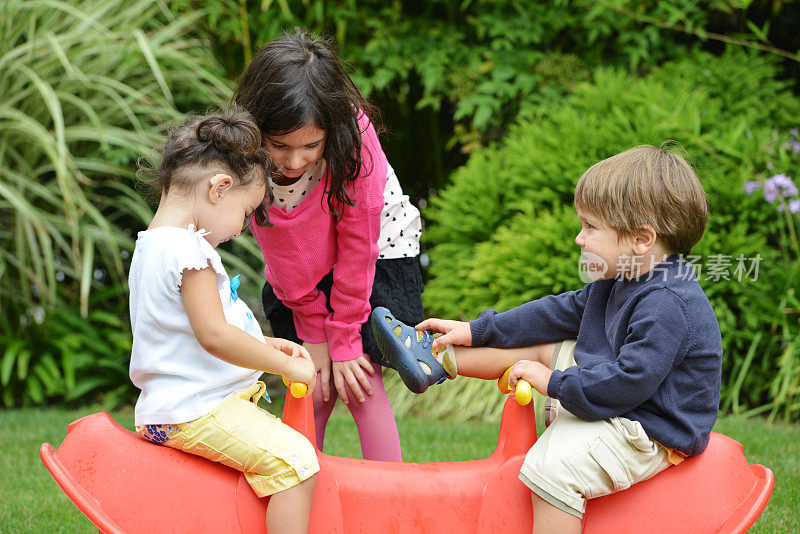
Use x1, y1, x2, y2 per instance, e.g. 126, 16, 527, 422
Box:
269, 162, 421, 259
129, 225, 262, 426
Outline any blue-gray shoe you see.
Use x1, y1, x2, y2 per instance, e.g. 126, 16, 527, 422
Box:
370, 307, 448, 394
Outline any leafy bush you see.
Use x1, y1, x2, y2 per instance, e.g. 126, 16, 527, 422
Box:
181, 0, 797, 141
0, 297, 135, 409
0, 0, 254, 406
399, 48, 800, 421
174, 0, 800, 199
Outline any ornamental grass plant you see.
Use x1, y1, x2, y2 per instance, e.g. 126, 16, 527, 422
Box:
0, 0, 246, 407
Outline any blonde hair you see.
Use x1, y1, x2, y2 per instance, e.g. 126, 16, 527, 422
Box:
574, 144, 709, 255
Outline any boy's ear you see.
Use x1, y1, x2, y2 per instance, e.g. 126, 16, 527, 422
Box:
632, 225, 658, 255
208, 173, 233, 204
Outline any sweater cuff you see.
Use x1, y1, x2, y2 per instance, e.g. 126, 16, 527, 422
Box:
325, 320, 363, 362
546, 369, 564, 399
468, 309, 498, 347
293, 312, 328, 344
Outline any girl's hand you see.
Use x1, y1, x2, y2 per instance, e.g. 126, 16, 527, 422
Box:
508, 360, 551, 397
303, 341, 332, 401
331, 356, 375, 405
416, 318, 472, 348
267, 337, 312, 361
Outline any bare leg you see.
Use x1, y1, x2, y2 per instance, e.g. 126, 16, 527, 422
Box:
266, 474, 318, 534
454, 343, 557, 380
531, 492, 581, 534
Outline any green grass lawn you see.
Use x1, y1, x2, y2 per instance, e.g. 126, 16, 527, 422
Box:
2, 401, 797, 533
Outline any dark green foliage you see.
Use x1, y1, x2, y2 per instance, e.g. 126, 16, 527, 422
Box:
0, 296, 135, 408
172, 0, 800, 199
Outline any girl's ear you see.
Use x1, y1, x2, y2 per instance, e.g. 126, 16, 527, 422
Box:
208, 173, 233, 204
632, 225, 658, 255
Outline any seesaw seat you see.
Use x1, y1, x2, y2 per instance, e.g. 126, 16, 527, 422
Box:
41, 392, 773, 533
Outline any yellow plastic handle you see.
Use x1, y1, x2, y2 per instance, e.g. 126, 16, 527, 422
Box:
282, 376, 308, 398
515, 380, 532, 406
498, 366, 513, 394
290, 381, 307, 398
498, 367, 533, 406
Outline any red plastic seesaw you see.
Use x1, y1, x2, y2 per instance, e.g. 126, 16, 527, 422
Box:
41, 382, 773, 533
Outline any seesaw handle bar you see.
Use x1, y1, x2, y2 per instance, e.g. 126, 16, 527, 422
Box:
281, 376, 308, 398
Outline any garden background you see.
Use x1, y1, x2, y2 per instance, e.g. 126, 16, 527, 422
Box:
1, 0, 799, 531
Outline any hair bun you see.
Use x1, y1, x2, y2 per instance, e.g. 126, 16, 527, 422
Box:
196, 107, 261, 157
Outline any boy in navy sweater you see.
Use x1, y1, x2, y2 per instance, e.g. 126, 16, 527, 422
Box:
371, 145, 722, 533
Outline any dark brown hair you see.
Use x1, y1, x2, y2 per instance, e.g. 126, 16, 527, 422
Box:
139, 105, 273, 226
233, 27, 380, 217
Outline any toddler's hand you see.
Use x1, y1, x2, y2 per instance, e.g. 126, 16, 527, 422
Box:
267, 337, 311, 361
508, 360, 551, 397
416, 318, 472, 348
287, 356, 316, 394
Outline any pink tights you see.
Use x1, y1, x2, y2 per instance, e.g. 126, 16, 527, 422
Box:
311, 363, 402, 462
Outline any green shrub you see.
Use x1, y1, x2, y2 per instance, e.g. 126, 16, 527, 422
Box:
400, 48, 800, 421
0, 295, 135, 409
181, 1, 797, 144
173, 1, 800, 199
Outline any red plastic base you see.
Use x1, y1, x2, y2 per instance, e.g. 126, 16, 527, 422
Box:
40, 391, 773, 533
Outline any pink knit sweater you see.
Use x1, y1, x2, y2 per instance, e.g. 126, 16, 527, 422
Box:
251, 114, 388, 361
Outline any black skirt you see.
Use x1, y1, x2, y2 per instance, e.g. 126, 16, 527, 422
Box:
261, 256, 424, 368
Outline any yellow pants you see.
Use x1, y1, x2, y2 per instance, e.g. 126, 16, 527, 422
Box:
139, 382, 319, 497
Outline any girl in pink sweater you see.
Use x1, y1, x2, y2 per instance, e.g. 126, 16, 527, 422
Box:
234, 28, 423, 461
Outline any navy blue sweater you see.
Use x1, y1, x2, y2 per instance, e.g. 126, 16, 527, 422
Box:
470, 256, 722, 455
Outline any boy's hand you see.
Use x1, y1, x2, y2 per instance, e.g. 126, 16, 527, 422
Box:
416, 318, 472, 348
332, 356, 375, 405
508, 360, 552, 397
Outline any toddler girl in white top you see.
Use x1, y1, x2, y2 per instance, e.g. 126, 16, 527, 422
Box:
129, 107, 318, 533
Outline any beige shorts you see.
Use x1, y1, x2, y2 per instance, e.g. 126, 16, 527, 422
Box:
140, 382, 319, 497
518, 340, 671, 518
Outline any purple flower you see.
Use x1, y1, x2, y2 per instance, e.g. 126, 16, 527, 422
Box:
763, 180, 778, 203
791, 128, 799, 138
789, 198, 800, 214
767, 174, 798, 198
790, 139, 800, 155
744, 181, 762, 195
